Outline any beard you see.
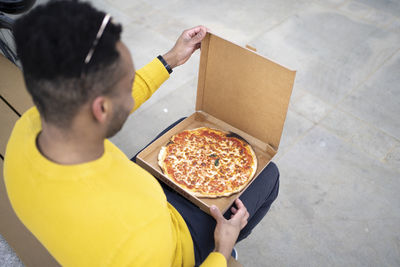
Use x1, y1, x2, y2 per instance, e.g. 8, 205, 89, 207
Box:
105, 104, 130, 138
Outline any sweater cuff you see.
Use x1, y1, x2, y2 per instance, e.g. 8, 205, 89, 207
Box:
199, 252, 227, 267
137, 57, 170, 88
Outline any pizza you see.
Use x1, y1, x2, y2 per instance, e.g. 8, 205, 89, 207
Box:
158, 127, 257, 198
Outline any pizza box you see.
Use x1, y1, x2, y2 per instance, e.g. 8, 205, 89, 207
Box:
137, 33, 296, 215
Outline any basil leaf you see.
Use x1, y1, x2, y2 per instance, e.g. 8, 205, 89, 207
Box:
215, 158, 220, 166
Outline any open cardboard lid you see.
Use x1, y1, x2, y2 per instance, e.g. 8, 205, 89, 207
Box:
196, 33, 296, 151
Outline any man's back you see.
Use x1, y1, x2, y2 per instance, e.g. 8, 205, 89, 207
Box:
4, 107, 194, 266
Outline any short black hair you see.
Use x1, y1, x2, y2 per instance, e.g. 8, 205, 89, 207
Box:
14, 0, 123, 126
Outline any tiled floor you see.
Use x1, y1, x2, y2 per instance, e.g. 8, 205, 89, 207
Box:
1, 0, 399, 266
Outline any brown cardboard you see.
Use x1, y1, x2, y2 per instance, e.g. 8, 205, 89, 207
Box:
0, 160, 60, 267
0, 54, 33, 115
197, 33, 296, 151
137, 112, 275, 214
138, 33, 296, 215
0, 99, 19, 157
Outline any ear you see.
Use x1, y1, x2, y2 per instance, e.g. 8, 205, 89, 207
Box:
91, 96, 110, 123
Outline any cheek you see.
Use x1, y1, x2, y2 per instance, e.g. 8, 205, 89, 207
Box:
128, 95, 134, 111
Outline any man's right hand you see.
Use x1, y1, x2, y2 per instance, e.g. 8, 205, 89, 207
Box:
210, 199, 249, 262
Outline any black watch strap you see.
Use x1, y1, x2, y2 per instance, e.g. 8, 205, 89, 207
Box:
157, 55, 173, 74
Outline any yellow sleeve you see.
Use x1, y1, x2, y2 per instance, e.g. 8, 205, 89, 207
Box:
131, 58, 170, 113
200, 252, 227, 267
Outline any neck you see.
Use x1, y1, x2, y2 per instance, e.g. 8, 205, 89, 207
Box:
37, 119, 105, 165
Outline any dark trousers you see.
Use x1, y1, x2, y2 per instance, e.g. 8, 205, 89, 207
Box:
131, 118, 279, 265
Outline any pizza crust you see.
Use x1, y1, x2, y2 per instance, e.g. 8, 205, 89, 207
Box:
158, 127, 258, 198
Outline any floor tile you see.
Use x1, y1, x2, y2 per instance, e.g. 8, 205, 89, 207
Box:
238, 217, 383, 266
313, 0, 349, 8
104, 0, 143, 11
339, 0, 372, 18
121, 24, 174, 69
353, 0, 400, 18
238, 125, 400, 266
121, 23, 200, 105
134, 0, 313, 44
387, 18, 400, 33
89, 0, 132, 26
0, 235, 23, 267
339, 1, 395, 27
291, 92, 333, 123
289, 86, 307, 103
249, 4, 400, 105
320, 108, 400, 160
383, 144, 400, 171
339, 51, 400, 140
275, 109, 315, 159
123, 3, 192, 43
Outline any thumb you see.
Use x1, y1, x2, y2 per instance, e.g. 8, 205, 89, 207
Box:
209, 205, 224, 223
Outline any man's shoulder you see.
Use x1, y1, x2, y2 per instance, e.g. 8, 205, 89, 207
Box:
4, 106, 39, 165
8, 106, 40, 143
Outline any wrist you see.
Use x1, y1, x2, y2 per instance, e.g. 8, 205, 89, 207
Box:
214, 244, 233, 262
162, 51, 178, 69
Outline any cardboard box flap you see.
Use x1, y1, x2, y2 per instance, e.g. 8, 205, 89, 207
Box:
196, 33, 296, 150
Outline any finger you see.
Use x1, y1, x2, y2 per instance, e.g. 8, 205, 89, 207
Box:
183, 26, 200, 39
235, 198, 245, 209
230, 205, 247, 222
186, 25, 204, 36
231, 206, 237, 214
189, 26, 207, 44
209, 205, 224, 223
241, 218, 248, 229
243, 210, 249, 222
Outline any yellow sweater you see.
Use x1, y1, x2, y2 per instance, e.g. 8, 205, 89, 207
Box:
4, 58, 226, 267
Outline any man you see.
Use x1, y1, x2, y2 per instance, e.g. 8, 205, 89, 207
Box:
4, 1, 279, 266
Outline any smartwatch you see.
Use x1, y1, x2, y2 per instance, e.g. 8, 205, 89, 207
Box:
157, 55, 173, 74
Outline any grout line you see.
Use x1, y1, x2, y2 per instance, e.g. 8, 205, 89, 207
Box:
246, 0, 319, 46
298, 46, 400, 144
0, 95, 21, 117
276, 123, 317, 159
317, 122, 400, 173
312, 0, 353, 10
247, 14, 293, 45
313, 0, 397, 33
336, 44, 400, 107
291, 86, 400, 144
336, 0, 353, 9
382, 143, 399, 162
335, 105, 400, 143
286, 101, 400, 173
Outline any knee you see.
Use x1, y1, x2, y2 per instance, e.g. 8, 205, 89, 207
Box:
265, 162, 280, 199
254, 161, 280, 197
267, 161, 280, 184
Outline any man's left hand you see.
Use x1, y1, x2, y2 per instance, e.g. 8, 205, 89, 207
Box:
162, 25, 208, 69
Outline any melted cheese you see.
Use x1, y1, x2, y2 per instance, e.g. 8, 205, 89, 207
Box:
162, 128, 256, 195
